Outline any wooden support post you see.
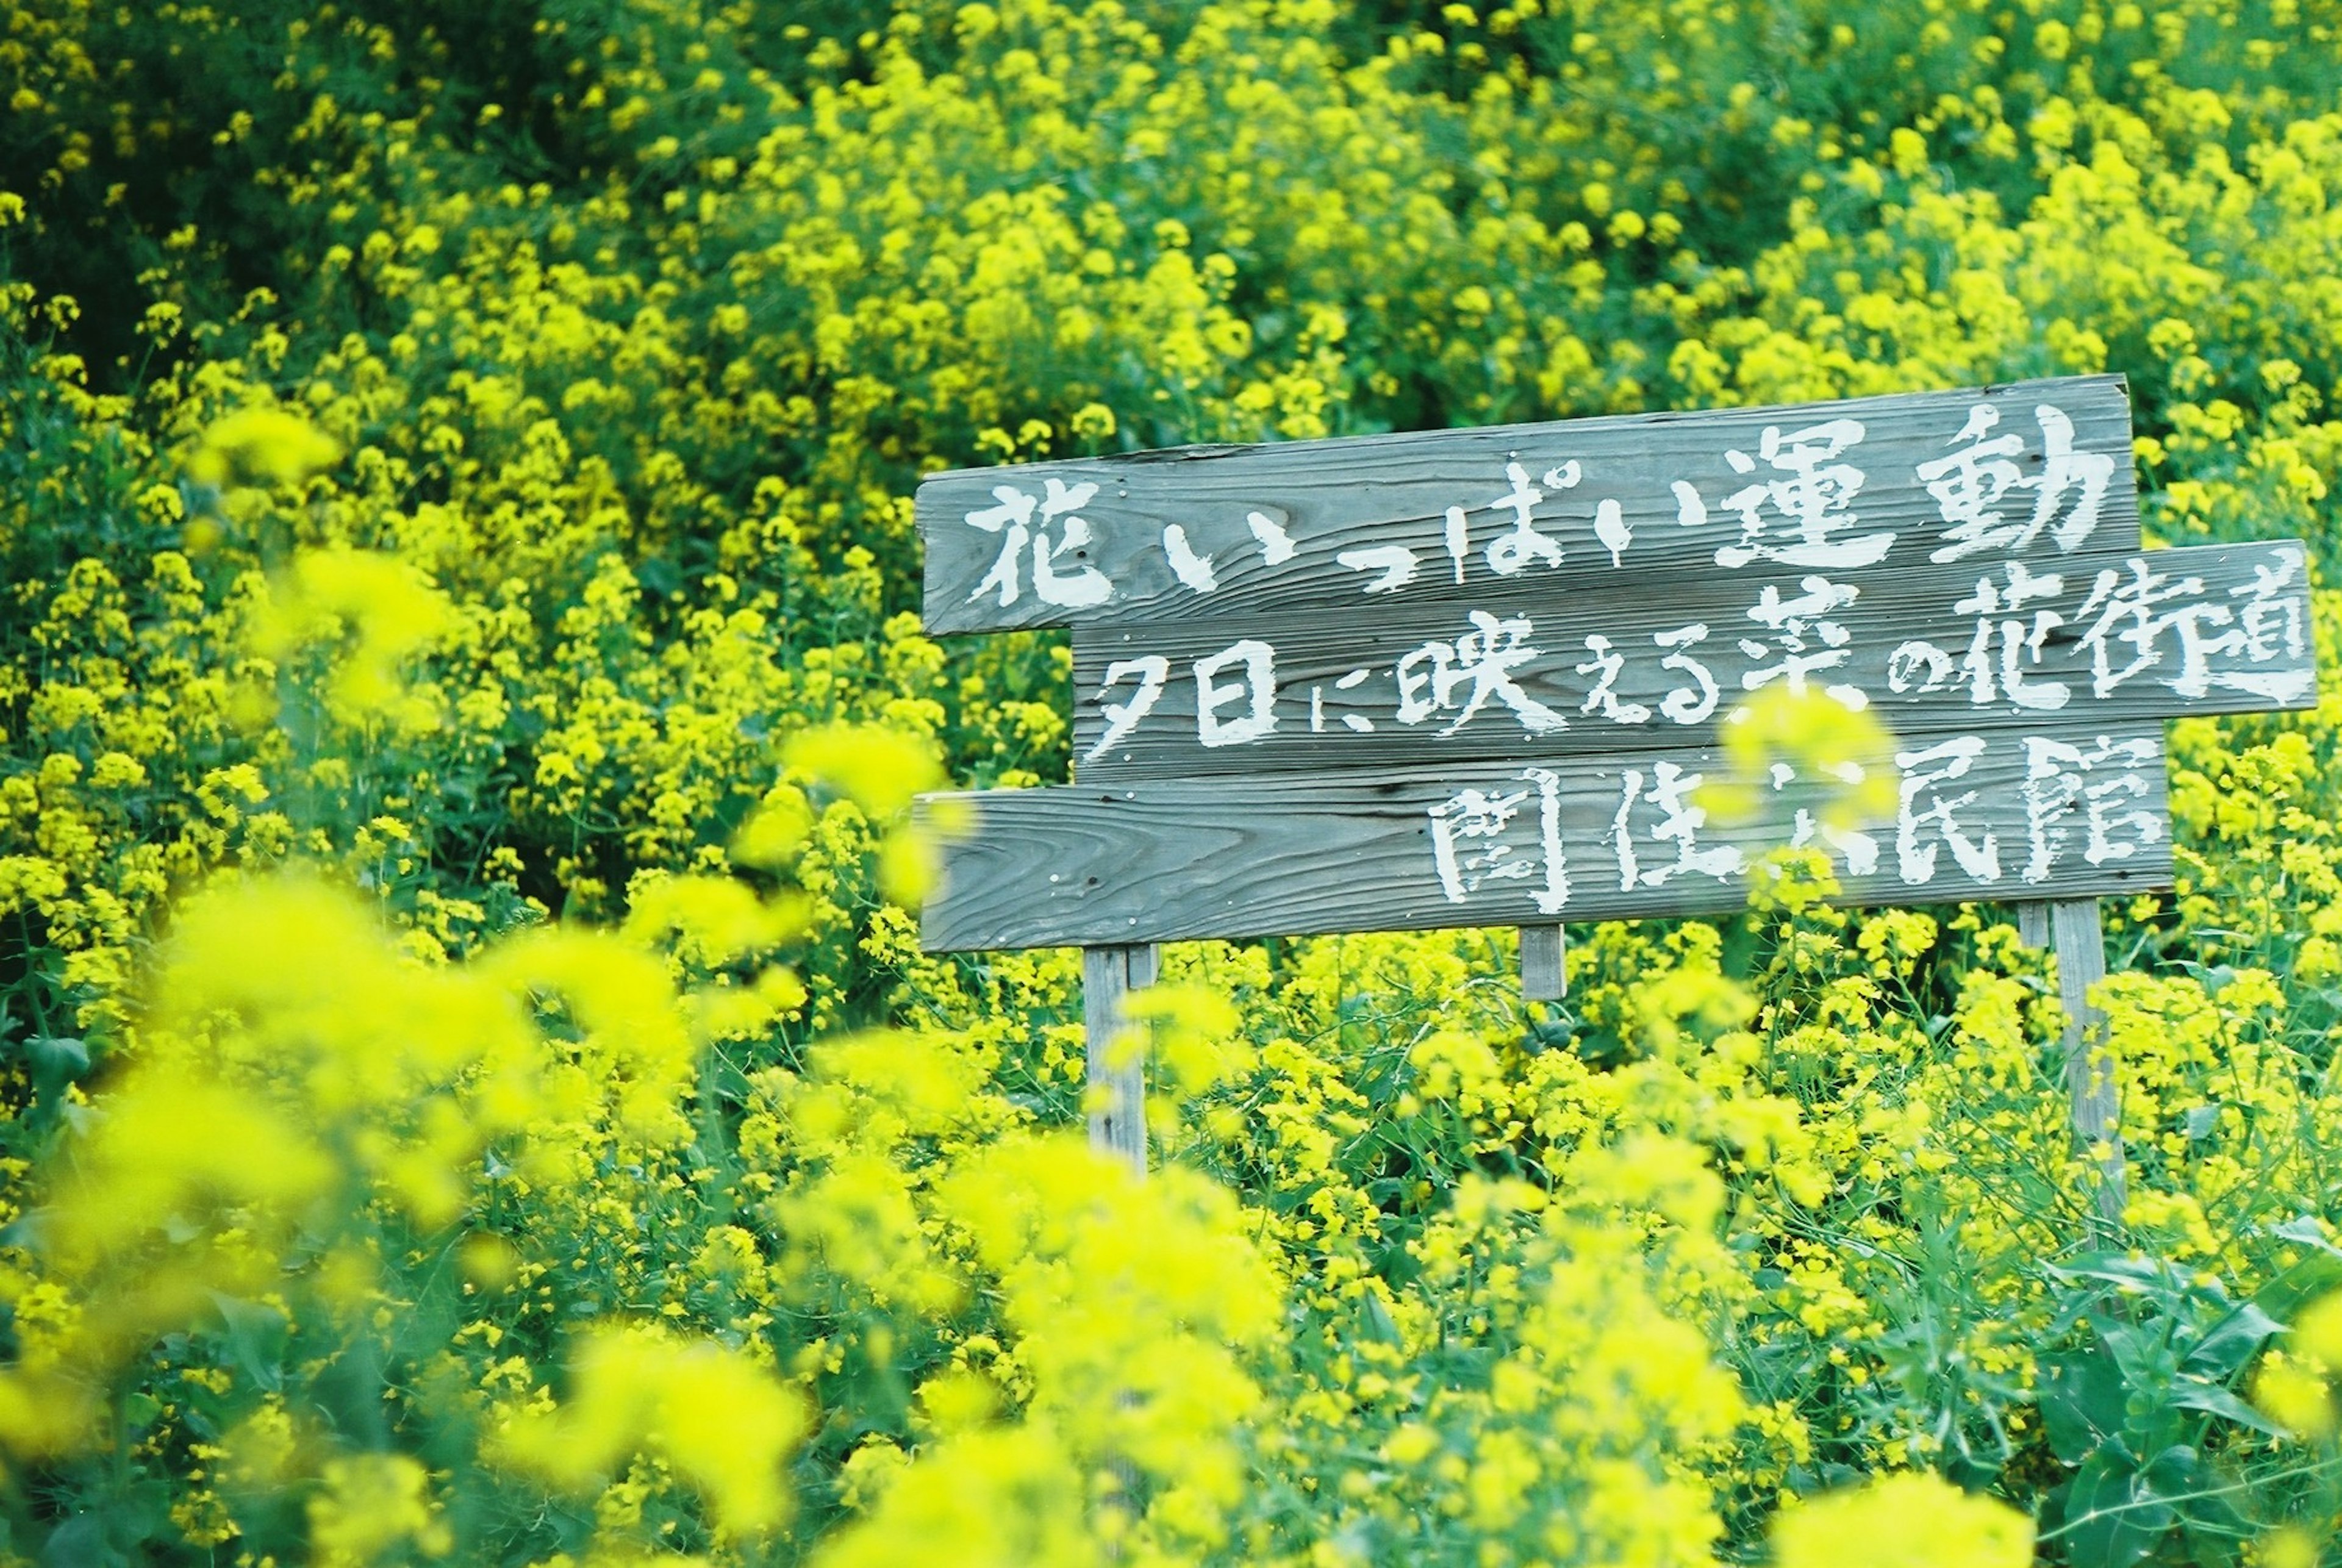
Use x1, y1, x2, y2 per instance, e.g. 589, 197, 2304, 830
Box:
1520, 925, 1566, 1001
1083, 943, 1158, 1178
2018, 898, 2126, 1233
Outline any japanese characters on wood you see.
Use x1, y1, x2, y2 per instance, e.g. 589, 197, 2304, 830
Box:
915, 725, 2173, 951
1069, 540, 2312, 778
912, 375, 2321, 955
920, 376, 2138, 635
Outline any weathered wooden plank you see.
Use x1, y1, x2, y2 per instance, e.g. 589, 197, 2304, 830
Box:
918, 723, 2171, 951
921, 376, 2139, 634
1084, 944, 1155, 1176
2050, 898, 2127, 1231
1070, 540, 2313, 779
1520, 926, 1566, 1001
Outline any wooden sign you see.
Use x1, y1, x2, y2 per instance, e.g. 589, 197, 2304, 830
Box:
917, 723, 2176, 951
917, 376, 2313, 950
1067, 540, 2311, 779
919, 377, 2140, 635
912, 374, 2320, 1193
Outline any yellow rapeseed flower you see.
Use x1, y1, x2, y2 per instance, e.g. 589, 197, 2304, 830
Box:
186, 407, 343, 489
1773, 1472, 2032, 1568
495, 1320, 808, 1534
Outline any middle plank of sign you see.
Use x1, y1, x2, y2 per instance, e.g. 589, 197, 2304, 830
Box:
912, 375, 2318, 952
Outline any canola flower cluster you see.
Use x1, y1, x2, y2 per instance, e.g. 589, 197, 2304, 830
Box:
2, 1, 2342, 1564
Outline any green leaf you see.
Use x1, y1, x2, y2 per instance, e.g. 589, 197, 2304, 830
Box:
2054, 1255, 2180, 1295
2272, 1216, 2341, 1255
2183, 1299, 2283, 1380
2168, 1378, 2286, 1437
24, 1034, 88, 1076
206, 1292, 287, 1395
41, 1514, 121, 1568
2062, 1450, 2177, 1568
2254, 1250, 2342, 1328
2040, 1350, 2128, 1465
2092, 1316, 2173, 1386
2142, 1443, 2204, 1494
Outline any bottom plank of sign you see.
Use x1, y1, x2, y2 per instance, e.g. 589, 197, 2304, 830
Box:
915, 724, 2172, 952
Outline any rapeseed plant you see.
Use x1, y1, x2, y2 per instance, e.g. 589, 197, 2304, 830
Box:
3, 2, 2342, 1564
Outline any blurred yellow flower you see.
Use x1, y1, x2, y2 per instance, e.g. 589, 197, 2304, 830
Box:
187, 407, 343, 489
1774, 1472, 2032, 1568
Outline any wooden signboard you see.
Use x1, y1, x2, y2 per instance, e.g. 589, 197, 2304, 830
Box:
912, 375, 2319, 1217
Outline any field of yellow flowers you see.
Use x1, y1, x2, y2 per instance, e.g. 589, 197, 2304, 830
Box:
4, 1, 2342, 1563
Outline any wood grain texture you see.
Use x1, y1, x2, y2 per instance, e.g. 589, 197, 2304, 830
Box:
919, 723, 2171, 951
1083, 944, 1154, 1177
1520, 926, 1566, 1001
922, 375, 2138, 634
2051, 897, 2127, 1231
1069, 540, 2315, 779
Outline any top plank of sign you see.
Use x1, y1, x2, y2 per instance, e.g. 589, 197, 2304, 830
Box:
917, 375, 2140, 636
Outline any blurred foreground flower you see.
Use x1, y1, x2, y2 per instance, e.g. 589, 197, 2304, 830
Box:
495, 1321, 808, 1535
1772, 1471, 2033, 1568
245, 545, 455, 731
186, 407, 343, 490
1705, 686, 1902, 833
2254, 1288, 2342, 1439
